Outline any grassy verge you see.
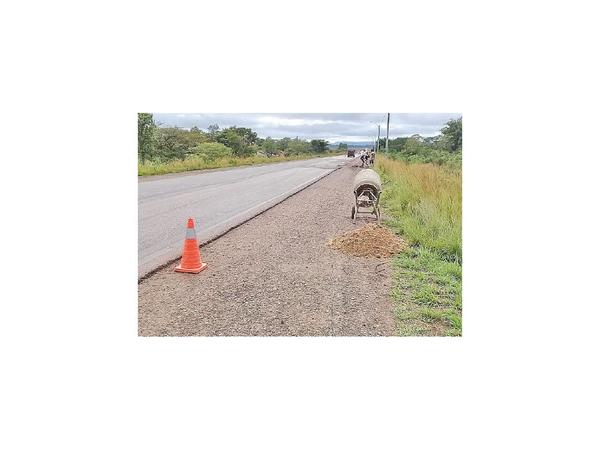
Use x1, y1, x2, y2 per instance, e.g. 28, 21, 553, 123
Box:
375, 156, 462, 336
139, 152, 340, 176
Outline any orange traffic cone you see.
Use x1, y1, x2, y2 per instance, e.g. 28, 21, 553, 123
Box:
174, 218, 207, 274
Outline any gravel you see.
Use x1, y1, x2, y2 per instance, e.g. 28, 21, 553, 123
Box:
138, 161, 396, 336
329, 223, 408, 258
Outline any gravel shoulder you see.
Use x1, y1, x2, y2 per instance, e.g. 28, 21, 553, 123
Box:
138, 160, 395, 336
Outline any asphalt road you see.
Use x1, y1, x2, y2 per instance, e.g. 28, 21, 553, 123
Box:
138, 155, 351, 278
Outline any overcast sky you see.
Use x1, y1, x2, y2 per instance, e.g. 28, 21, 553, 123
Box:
152, 113, 461, 143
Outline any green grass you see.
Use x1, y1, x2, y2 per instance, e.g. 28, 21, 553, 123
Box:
138, 152, 339, 176
375, 156, 462, 336
392, 247, 462, 336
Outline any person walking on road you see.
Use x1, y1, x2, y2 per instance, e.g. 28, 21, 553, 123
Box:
360, 149, 369, 168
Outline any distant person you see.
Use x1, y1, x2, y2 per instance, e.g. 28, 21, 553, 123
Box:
360, 149, 368, 168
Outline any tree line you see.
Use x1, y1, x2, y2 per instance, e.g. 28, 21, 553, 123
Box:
378, 117, 462, 166
138, 113, 330, 163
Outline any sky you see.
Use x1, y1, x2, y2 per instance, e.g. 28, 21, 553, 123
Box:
152, 113, 461, 143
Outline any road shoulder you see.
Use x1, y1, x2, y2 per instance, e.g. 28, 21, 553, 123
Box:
138, 162, 395, 336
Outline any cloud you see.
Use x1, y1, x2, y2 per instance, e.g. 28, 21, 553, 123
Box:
151, 113, 461, 142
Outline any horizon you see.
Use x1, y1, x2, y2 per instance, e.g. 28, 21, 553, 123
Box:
152, 113, 461, 142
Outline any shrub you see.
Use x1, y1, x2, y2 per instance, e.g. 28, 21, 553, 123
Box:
193, 142, 233, 161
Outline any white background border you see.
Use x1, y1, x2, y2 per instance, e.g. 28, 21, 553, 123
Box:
1, 1, 599, 449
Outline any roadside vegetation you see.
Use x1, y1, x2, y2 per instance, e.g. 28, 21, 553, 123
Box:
138, 113, 338, 176
139, 152, 332, 176
375, 117, 462, 336
377, 117, 462, 168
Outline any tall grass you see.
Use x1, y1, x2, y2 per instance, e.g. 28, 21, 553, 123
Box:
139, 153, 336, 176
375, 155, 462, 336
376, 156, 462, 262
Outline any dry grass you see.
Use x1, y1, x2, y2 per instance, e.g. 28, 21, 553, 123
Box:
376, 157, 461, 261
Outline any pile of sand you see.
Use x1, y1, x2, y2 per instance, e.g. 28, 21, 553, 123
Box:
328, 223, 407, 258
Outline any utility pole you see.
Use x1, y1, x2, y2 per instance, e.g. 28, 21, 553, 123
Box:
385, 113, 390, 152
376, 125, 381, 152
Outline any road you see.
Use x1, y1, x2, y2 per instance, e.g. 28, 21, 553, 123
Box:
138, 155, 350, 278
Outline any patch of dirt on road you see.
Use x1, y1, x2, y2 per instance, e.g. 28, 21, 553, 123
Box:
329, 223, 407, 258
138, 161, 396, 336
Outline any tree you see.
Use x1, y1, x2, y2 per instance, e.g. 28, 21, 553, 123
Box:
287, 138, 309, 155
338, 143, 348, 151
155, 127, 189, 160
261, 137, 277, 156
217, 128, 252, 157
403, 137, 427, 156
310, 139, 328, 153
441, 117, 462, 152
138, 113, 156, 162
207, 124, 220, 141
188, 127, 209, 146
278, 137, 291, 153
385, 137, 408, 153
230, 126, 258, 146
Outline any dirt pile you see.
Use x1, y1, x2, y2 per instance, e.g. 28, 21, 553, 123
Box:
329, 224, 407, 258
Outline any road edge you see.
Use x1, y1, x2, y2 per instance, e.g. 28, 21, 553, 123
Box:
138, 154, 345, 182
138, 165, 343, 283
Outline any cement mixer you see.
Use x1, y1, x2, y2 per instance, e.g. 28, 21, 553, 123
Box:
351, 168, 382, 223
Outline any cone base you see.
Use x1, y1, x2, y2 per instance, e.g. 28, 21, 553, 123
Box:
174, 262, 207, 274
